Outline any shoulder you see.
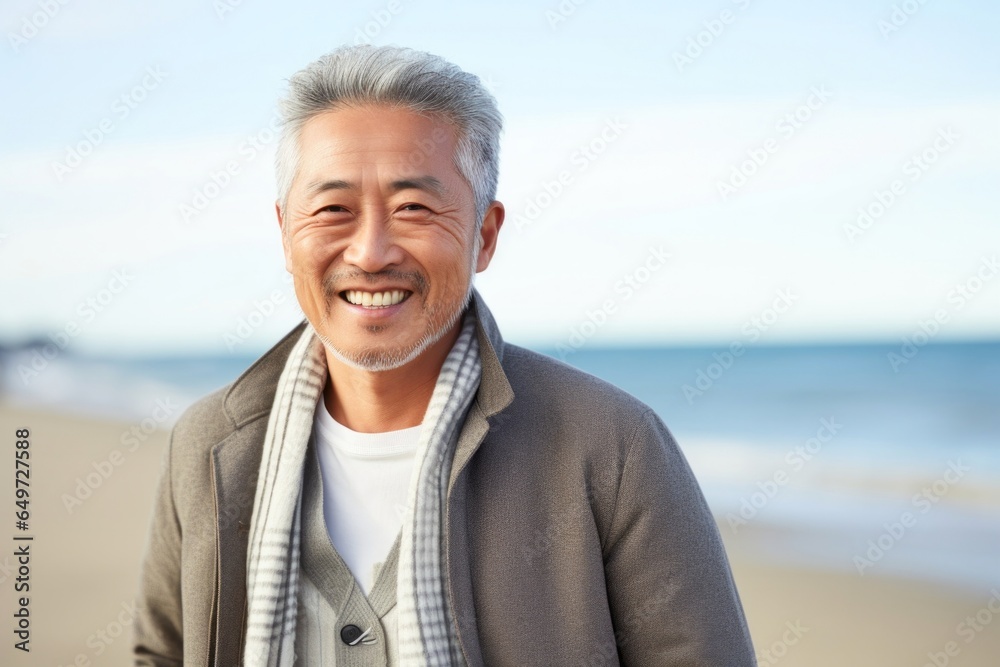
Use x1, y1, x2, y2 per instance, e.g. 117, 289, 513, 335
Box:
502, 343, 654, 417
498, 343, 661, 446
169, 384, 237, 457
169, 319, 307, 457
163, 321, 306, 491
488, 344, 688, 540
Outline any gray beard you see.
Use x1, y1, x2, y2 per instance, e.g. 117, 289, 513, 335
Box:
310, 235, 481, 372
316, 272, 476, 373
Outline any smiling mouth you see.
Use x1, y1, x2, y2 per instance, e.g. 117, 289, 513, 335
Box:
339, 289, 413, 308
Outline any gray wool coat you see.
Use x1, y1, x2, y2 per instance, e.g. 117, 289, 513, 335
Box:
132, 287, 756, 666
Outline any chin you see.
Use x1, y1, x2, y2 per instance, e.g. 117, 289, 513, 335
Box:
320, 329, 440, 372
311, 289, 470, 372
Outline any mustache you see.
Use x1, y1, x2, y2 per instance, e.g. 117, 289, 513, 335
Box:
322, 269, 428, 301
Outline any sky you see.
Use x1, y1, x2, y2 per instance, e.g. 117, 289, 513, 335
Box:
1, 0, 998, 355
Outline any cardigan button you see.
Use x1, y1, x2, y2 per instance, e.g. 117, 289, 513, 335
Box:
340, 624, 364, 646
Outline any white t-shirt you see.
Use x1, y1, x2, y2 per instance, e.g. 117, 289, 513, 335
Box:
311, 396, 421, 596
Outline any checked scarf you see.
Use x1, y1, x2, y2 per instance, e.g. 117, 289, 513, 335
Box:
242, 307, 480, 666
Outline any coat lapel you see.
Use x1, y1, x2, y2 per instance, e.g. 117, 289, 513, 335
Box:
448, 289, 514, 492
210, 422, 268, 665
444, 290, 515, 667
210, 321, 307, 665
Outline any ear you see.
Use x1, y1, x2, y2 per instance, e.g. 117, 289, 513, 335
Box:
276, 200, 293, 272
475, 200, 504, 273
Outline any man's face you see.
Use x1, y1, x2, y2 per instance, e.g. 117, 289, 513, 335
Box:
277, 104, 501, 371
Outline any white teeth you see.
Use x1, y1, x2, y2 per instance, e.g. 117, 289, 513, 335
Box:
345, 290, 408, 307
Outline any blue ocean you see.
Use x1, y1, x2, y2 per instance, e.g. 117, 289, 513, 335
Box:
2, 339, 998, 591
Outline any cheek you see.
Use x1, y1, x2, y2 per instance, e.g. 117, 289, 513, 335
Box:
419, 252, 468, 295
408, 229, 472, 272
290, 231, 344, 276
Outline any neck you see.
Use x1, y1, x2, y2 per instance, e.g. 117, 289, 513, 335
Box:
322, 319, 463, 433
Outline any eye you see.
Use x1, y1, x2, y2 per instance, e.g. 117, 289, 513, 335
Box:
314, 204, 354, 220
396, 202, 435, 219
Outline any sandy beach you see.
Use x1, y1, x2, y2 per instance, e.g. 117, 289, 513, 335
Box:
0, 402, 996, 666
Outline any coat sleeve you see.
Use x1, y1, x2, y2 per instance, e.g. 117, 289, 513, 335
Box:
132, 425, 185, 666
602, 407, 757, 666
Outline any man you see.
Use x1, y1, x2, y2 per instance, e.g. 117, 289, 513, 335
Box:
133, 44, 756, 666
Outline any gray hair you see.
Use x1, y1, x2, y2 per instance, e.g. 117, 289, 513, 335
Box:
275, 44, 502, 229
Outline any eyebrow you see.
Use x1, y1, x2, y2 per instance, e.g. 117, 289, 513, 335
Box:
304, 175, 447, 199
391, 176, 446, 198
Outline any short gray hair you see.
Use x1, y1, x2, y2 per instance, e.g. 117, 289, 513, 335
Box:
275, 44, 502, 228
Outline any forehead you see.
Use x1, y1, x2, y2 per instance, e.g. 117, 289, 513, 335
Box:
296, 105, 459, 175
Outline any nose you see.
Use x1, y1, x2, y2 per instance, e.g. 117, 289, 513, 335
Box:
341, 209, 405, 273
